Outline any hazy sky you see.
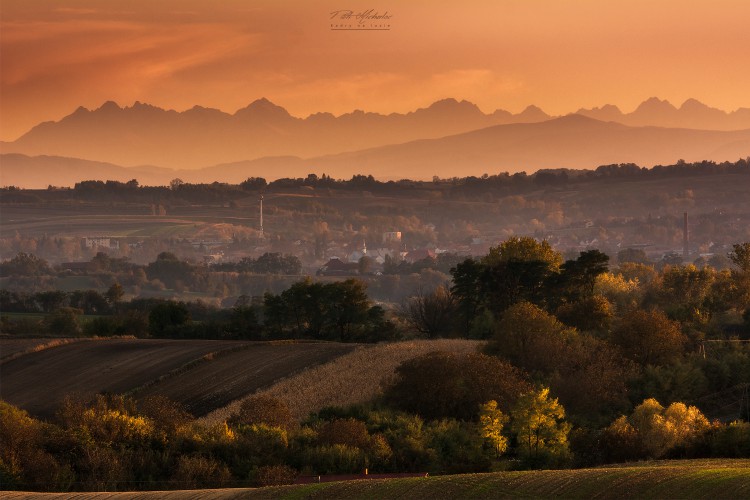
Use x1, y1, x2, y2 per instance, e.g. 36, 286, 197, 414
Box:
2, 0, 749, 140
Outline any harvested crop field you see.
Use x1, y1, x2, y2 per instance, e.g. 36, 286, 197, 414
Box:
131, 342, 356, 416
0, 337, 83, 361
202, 338, 484, 424
5, 459, 749, 499
0, 338, 355, 419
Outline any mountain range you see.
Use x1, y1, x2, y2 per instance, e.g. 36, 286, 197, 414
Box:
1, 98, 749, 187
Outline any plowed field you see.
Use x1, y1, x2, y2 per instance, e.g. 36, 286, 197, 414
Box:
0, 338, 355, 419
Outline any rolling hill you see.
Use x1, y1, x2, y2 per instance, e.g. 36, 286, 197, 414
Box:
298, 115, 750, 180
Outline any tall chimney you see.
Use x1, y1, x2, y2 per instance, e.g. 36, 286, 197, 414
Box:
259, 196, 264, 239
683, 212, 689, 258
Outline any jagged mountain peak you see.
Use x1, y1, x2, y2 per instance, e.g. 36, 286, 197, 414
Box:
635, 97, 677, 113
234, 97, 291, 118
679, 98, 713, 111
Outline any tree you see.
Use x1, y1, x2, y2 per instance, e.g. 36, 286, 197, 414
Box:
653, 264, 716, 324
617, 248, 650, 265
729, 243, 750, 313
148, 301, 190, 336
35, 290, 67, 313
557, 250, 609, 303
510, 387, 571, 465
45, 307, 82, 336
450, 258, 487, 335
105, 283, 124, 306
263, 278, 387, 341
479, 400, 509, 458
0, 252, 52, 277
611, 309, 686, 366
384, 351, 530, 421
729, 242, 750, 273
556, 294, 613, 333
484, 237, 563, 271
398, 285, 457, 338
490, 301, 574, 373
146, 253, 197, 290
603, 398, 710, 460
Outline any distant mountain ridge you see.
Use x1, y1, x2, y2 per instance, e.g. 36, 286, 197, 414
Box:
1, 98, 550, 169
576, 97, 750, 130
2, 97, 749, 171
3, 115, 749, 188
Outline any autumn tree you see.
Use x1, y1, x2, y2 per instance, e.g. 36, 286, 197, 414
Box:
729, 243, 750, 316
490, 301, 574, 373
451, 237, 565, 329
649, 264, 717, 324
384, 351, 530, 421
484, 236, 563, 271
0, 252, 52, 277
556, 250, 609, 303
603, 398, 710, 461
510, 387, 571, 467
611, 309, 686, 366
479, 400, 509, 458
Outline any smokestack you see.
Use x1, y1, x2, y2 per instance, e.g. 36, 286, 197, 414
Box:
683, 212, 689, 258
260, 195, 266, 239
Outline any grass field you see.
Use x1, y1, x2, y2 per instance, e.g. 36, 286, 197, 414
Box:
4, 459, 748, 499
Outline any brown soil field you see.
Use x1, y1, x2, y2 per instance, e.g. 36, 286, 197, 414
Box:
132, 342, 356, 416
0, 338, 354, 419
0, 338, 81, 361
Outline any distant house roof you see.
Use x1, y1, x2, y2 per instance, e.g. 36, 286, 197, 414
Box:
317, 258, 359, 276
404, 248, 436, 263
59, 262, 90, 272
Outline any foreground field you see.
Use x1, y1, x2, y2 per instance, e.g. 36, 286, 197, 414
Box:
0, 338, 355, 418
4, 460, 748, 499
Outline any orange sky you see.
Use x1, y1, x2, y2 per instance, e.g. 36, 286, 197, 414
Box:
2, 0, 749, 141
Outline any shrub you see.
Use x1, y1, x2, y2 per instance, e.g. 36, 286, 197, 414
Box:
170, 455, 232, 489
253, 464, 298, 487
229, 395, 294, 432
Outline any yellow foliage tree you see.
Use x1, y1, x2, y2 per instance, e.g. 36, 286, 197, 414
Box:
479, 400, 509, 458
606, 398, 710, 459
510, 387, 571, 460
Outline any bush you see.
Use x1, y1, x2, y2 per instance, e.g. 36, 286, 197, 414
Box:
252, 464, 298, 487
229, 395, 294, 432
170, 455, 232, 489
709, 421, 750, 457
